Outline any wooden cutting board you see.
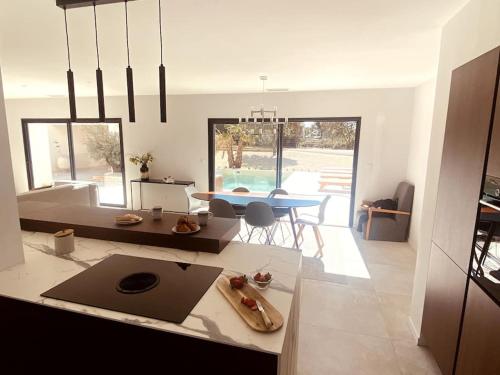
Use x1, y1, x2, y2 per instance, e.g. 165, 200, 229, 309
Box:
216, 276, 283, 332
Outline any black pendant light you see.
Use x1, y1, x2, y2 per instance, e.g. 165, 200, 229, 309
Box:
158, 0, 167, 123
124, 1, 135, 122
93, 2, 105, 121
64, 7, 77, 122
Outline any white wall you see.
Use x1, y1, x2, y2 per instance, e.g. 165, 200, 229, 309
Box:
406, 79, 436, 251
0, 66, 24, 270
410, 0, 500, 337
5, 88, 415, 212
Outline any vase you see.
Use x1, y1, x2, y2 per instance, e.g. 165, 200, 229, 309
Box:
140, 163, 149, 180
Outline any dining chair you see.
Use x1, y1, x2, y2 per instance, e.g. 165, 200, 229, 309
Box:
209, 198, 244, 241
232, 186, 250, 234
232, 186, 250, 214
268, 188, 290, 243
245, 202, 276, 245
184, 185, 208, 214
295, 195, 331, 256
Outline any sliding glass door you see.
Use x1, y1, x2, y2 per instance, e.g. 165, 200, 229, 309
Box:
282, 120, 358, 226
212, 121, 278, 192
22, 118, 126, 207
209, 117, 360, 226
71, 122, 125, 206
24, 122, 72, 188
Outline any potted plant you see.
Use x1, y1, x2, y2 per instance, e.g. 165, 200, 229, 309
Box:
129, 152, 154, 180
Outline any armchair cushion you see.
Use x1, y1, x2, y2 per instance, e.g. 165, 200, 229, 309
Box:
371, 198, 398, 218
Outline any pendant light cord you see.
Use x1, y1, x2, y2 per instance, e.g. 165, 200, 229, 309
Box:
64, 7, 72, 70
93, 2, 101, 69
159, 0, 163, 65
125, 1, 131, 67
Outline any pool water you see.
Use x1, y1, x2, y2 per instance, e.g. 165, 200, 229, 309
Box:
216, 169, 291, 192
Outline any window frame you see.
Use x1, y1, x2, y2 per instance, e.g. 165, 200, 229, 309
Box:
207, 117, 361, 227
21, 118, 127, 208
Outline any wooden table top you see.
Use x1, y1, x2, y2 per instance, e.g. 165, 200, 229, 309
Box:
18, 201, 240, 253
191, 191, 323, 208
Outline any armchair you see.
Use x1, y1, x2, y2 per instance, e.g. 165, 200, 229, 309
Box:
363, 182, 414, 241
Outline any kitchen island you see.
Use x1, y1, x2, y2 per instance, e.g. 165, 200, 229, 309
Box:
0, 231, 301, 374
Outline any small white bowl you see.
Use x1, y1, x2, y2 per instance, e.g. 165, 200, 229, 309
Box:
253, 277, 272, 290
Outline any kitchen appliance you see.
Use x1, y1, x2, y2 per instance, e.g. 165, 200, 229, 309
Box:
41, 254, 222, 323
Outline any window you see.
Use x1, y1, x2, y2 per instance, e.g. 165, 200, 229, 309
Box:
22, 118, 126, 207
208, 117, 361, 226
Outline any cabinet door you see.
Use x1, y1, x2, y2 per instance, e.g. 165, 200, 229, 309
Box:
456, 281, 500, 375
432, 47, 500, 272
422, 243, 467, 375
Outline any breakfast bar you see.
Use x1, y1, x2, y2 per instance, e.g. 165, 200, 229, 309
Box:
0, 231, 301, 374
18, 201, 240, 253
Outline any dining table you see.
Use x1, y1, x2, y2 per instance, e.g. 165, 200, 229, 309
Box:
191, 191, 324, 249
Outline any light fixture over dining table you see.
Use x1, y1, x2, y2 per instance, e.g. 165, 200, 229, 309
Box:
239, 76, 287, 125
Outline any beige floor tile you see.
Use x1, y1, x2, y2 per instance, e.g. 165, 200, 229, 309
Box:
377, 292, 414, 340
298, 323, 402, 375
392, 339, 442, 375
301, 279, 388, 338
359, 241, 416, 268
286, 227, 433, 374
367, 262, 415, 295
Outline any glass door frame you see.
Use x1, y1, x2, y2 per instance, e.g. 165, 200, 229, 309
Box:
208, 117, 362, 227
21, 118, 127, 208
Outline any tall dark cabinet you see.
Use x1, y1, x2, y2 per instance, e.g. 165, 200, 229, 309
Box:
421, 46, 500, 375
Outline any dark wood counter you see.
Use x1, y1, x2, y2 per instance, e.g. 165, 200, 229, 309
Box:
18, 201, 240, 254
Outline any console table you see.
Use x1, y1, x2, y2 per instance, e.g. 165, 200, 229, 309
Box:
130, 179, 194, 212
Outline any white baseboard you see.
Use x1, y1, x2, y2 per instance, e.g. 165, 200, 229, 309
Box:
408, 316, 424, 345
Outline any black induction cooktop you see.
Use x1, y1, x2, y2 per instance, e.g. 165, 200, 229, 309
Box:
41, 254, 223, 324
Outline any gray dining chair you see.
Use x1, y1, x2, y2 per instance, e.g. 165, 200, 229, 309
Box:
232, 186, 250, 216
209, 198, 244, 241
268, 188, 290, 243
295, 195, 331, 256
245, 202, 276, 245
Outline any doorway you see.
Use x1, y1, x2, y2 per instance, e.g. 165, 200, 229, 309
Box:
208, 117, 361, 227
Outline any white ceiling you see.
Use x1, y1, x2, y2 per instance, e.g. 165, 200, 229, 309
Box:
0, 0, 466, 98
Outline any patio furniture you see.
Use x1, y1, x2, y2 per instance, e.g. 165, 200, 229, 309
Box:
296, 195, 331, 256
245, 202, 276, 245
318, 178, 351, 193
190, 191, 323, 249
209, 198, 244, 241
320, 167, 352, 179
184, 185, 209, 214
362, 181, 414, 241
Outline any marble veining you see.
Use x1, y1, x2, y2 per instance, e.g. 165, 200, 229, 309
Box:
0, 231, 301, 355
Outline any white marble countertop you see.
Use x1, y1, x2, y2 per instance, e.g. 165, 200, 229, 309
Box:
0, 231, 301, 355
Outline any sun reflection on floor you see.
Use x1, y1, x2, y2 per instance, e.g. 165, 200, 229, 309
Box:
300, 226, 371, 279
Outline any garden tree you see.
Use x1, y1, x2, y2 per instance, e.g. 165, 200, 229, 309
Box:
84, 126, 122, 172
320, 121, 356, 149
216, 124, 253, 168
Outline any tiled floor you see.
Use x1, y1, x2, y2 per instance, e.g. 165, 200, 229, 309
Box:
293, 225, 441, 375
239, 221, 440, 374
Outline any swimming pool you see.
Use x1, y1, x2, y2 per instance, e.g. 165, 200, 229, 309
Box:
216, 169, 291, 192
